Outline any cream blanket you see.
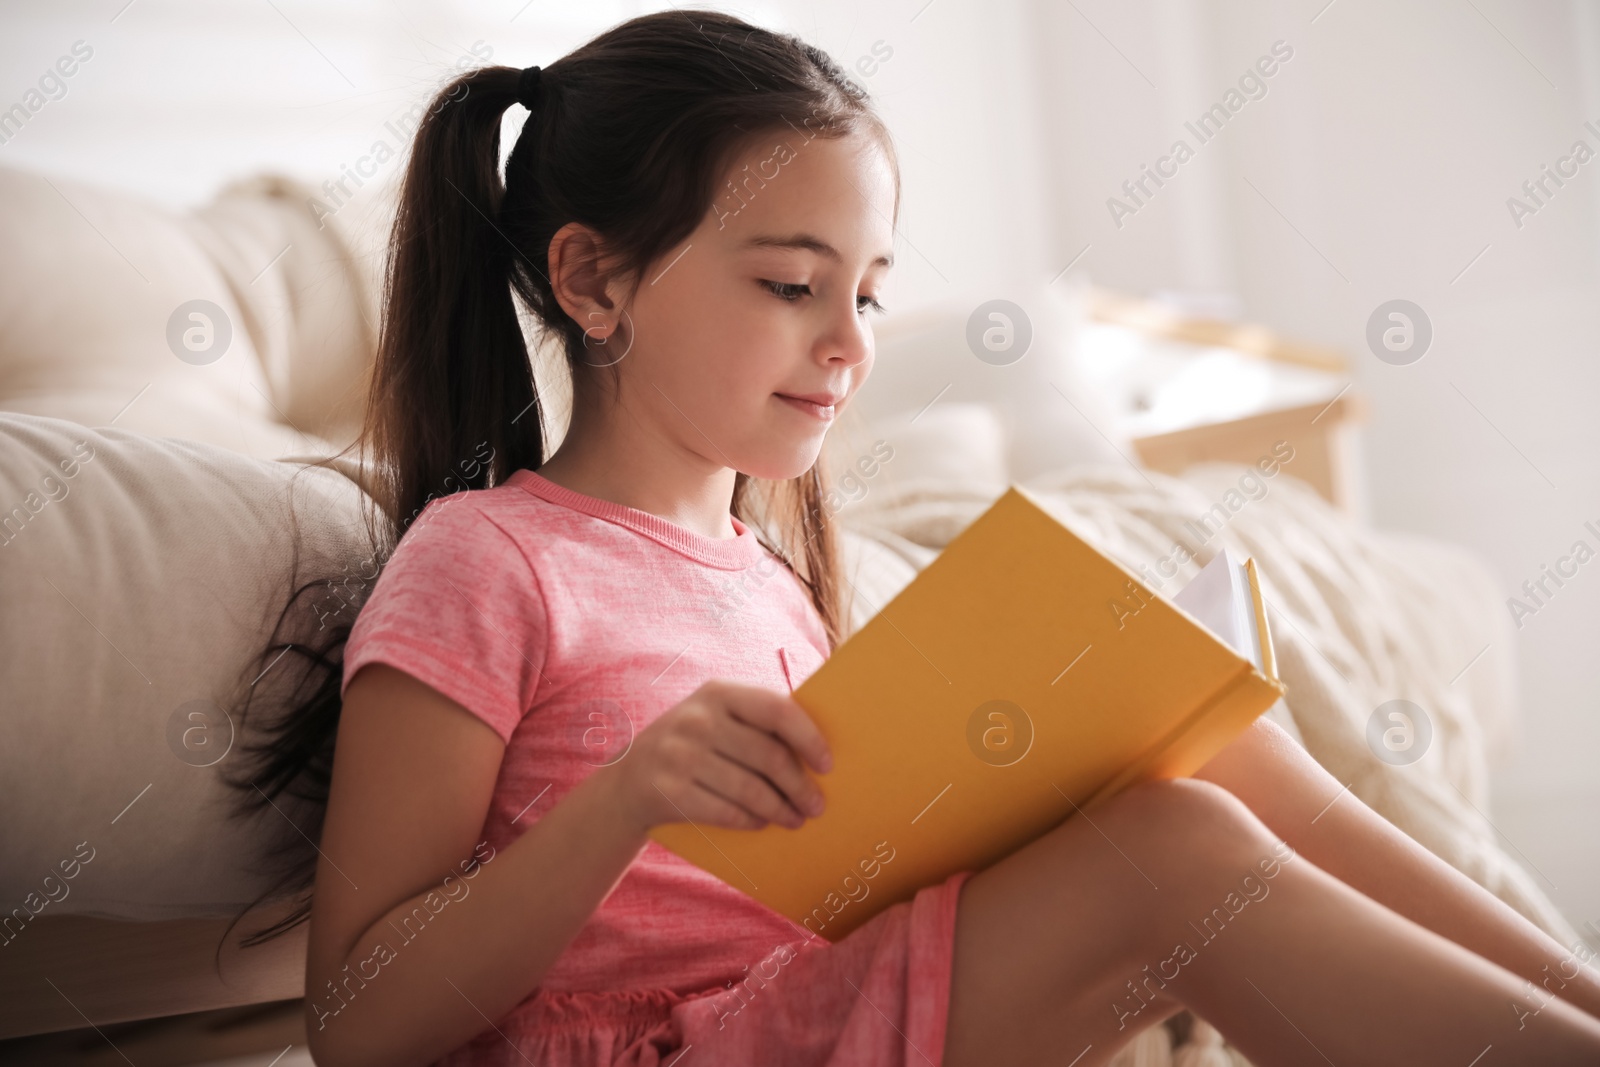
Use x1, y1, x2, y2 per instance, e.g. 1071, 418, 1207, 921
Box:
834, 460, 1582, 963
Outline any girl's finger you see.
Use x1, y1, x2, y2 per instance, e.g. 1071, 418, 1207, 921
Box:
718, 682, 834, 776
684, 781, 767, 831
711, 714, 825, 819
693, 748, 806, 829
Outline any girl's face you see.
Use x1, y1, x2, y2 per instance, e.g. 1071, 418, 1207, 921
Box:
613, 128, 897, 482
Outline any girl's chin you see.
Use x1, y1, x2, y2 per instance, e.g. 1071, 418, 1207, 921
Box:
740, 442, 827, 482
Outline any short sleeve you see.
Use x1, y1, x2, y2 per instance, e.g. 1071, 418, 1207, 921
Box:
341, 494, 547, 744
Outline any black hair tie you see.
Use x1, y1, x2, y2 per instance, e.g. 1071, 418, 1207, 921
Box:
517, 64, 542, 110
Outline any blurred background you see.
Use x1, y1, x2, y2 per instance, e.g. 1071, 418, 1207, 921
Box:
3, 0, 1597, 1041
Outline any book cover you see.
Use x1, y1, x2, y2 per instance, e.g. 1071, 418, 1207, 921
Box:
649, 484, 1287, 942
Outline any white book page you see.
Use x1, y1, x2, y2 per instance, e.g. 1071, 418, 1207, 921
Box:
1171, 548, 1263, 670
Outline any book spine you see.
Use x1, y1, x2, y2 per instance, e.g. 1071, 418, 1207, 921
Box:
1244, 557, 1278, 682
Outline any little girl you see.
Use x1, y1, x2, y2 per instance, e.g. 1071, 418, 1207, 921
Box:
270, 10, 1600, 1066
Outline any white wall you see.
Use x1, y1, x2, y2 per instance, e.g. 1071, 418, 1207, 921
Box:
1033, 0, 1600, 936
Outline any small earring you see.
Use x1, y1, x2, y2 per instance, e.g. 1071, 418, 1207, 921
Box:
580, 308, 634, 368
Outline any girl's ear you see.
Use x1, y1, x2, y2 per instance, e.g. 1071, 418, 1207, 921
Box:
549, 221, 630, 336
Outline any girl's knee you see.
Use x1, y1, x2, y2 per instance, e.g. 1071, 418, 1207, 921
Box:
1077, 780, 1293, 988
1098, 777, 1280, 866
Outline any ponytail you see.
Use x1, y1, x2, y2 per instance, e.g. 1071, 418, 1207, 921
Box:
367, 64, 544, 527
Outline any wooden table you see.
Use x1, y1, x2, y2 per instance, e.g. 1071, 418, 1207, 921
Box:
1084, 287, 1367, 517
1131, 390, 1367, 516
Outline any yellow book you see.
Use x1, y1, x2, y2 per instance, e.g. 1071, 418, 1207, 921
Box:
649, 484, 1287, 943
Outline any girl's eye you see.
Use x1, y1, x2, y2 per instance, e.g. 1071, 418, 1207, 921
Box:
760, 279, 888, 317
761, 279, 809, 301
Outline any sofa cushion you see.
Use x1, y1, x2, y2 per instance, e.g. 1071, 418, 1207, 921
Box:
0, 412, 370, 920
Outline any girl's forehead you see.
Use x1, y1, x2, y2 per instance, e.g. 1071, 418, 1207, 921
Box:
707, 132, 896, 266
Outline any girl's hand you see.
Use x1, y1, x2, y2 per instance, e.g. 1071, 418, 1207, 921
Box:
607, 679, 833, 835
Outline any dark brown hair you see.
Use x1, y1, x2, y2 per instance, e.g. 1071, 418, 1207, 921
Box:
220, 9, 899, 947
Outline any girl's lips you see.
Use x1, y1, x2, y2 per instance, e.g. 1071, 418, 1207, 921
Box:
776, 393, 837, 421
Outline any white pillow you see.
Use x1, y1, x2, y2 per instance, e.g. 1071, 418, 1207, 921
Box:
846, 275, 1135, 485
824, 401, 1008, 518
0, 413, 370, 920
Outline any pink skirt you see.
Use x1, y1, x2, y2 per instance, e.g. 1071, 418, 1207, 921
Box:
434, 869, 974, 1067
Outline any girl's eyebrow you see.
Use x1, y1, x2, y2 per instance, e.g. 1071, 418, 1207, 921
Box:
743, 232, 894, 269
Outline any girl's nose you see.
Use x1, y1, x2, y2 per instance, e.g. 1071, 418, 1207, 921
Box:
821, 300, 873, 369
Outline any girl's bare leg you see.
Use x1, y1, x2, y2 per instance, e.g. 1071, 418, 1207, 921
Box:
1193, 717, 1600, 1020
940, 776, 1600, 1067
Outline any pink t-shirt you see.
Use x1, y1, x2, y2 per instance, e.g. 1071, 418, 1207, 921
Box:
340, 468, 831, 996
